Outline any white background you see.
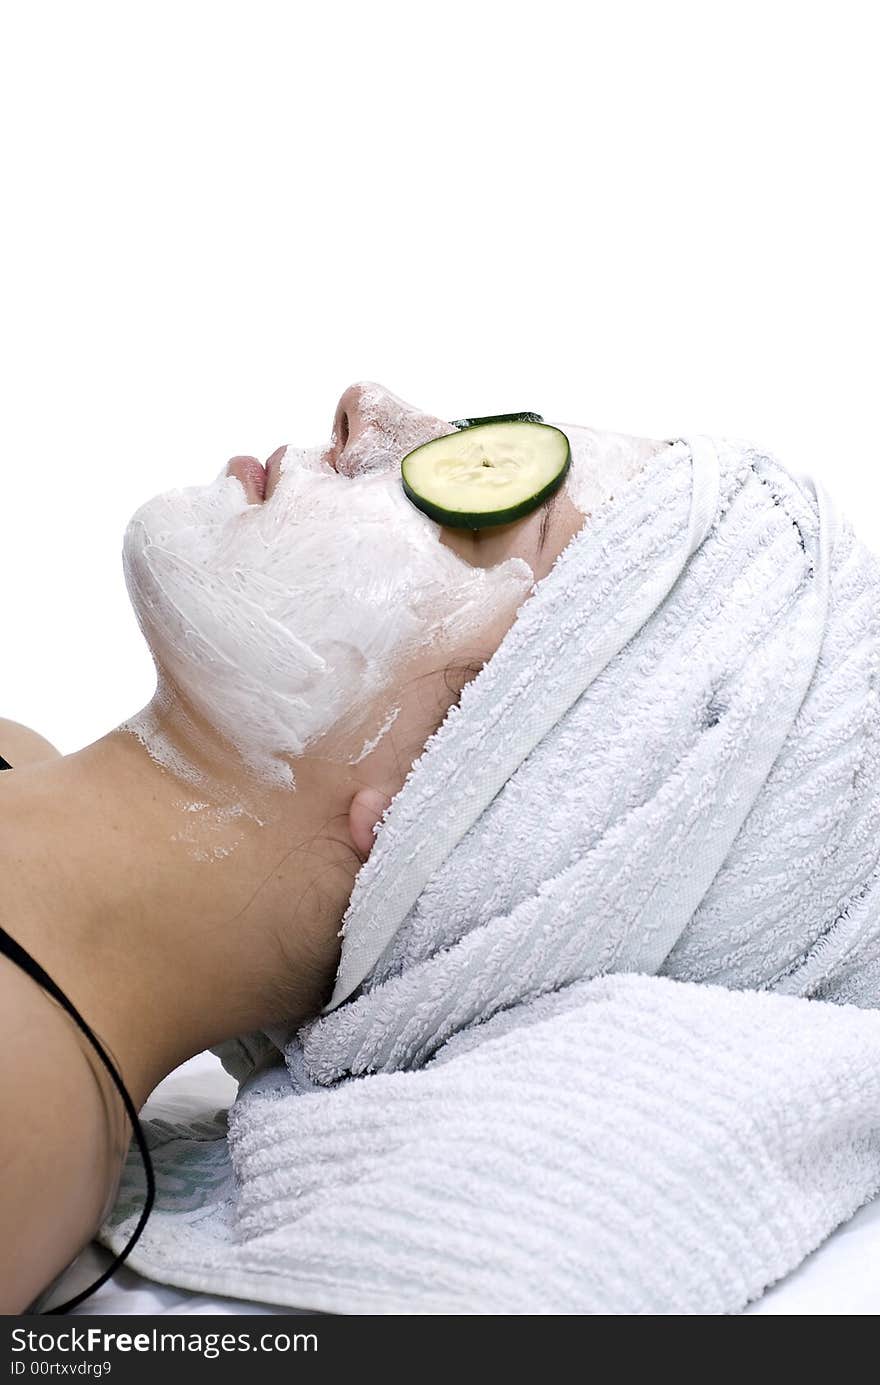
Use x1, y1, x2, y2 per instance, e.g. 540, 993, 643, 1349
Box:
1, 1, 877, 753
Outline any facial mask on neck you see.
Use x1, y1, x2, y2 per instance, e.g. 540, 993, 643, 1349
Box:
122, 443, 535, 787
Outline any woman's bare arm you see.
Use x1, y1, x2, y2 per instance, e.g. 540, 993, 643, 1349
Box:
0, 955, 130, 1311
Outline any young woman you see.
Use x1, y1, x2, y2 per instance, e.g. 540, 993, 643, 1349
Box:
0, 381, 665, 1312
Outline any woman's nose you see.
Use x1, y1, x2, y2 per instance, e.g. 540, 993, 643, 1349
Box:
330, 383, 370, 467
327, 381, 452, 478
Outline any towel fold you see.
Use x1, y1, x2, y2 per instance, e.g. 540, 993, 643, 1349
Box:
101, 434, 880, 1314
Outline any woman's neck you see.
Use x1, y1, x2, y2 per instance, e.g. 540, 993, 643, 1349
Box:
0, 719, 361, 1106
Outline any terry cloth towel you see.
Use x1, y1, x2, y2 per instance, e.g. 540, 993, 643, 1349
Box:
99, 435, 880, 1315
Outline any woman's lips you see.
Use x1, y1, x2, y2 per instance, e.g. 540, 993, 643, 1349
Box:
226, 455, 267, 504
264, 445, 288, 502
226, 447, 290, 504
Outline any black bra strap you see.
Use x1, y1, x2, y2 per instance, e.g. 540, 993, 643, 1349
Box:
0, 924, 156, 1312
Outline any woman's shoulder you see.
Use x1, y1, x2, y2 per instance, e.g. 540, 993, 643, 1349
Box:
0, 719, 61, 769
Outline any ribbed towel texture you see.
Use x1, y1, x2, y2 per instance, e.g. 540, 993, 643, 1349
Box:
101, 435, 880, 1314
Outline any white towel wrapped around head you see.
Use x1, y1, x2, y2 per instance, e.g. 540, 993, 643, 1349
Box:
102, 434, 880, 1315
298, 433, 880, 1076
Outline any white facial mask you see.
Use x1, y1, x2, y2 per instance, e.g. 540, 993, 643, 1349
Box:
122, 442, 534, 788
555, 421, 668, 518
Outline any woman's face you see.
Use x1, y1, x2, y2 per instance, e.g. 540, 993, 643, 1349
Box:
123, 381, 664, 789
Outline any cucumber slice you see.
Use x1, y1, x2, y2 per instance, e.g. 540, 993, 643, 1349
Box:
401, 420, 571, 530
449, 410, 544, 429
